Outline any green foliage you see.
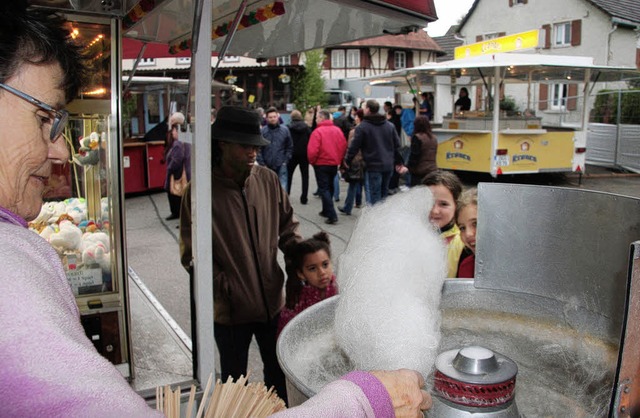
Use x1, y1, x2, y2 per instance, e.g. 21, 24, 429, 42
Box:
293, 49, 327, 111
499, 96, 518, 112
591, 89, 640, 124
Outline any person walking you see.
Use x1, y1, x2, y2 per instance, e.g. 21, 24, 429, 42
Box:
257, 106, 292, 190
163, 112, 191, 220
407, 115, 438, 186
338, 109, 365, 215
307, 109, 347, 224
345, 99, 405, 205
286, 110, 311, 204
180, 106, 302, 402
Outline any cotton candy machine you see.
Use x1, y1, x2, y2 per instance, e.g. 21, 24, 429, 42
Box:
277, 184, 640, 417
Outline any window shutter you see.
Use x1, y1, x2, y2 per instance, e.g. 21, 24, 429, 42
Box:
523, 0, 528, 3
636, 48, 640, 69
567, 84, 578, 110
571, 19, 582, 46
538, 84, 548, 110
499, 32, 506, 37
542, 25, 551, 49
407, 51, 414, 68
509, 0, 513, 6
476, 35, 483, 42
361, 49, 371, 69
267, 58, 276, 65
387, 49, 395, 70
291, 54, 299, 65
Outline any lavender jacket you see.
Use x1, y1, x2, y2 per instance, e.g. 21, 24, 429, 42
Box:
271, 371, 394, 418
0, 208, 160, 418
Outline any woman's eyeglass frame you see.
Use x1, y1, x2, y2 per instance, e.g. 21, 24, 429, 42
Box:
0, 82, 69, 143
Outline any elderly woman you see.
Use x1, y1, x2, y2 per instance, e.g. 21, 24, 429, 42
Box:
0, 2, 160, 416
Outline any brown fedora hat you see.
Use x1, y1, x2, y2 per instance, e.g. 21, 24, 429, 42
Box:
211, 106, 270, 147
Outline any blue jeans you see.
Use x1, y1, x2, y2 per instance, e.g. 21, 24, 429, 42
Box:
365, 170, 392, 205
333, 173, 340, 201
342, 181, 363, 214
314, 165, 338, 220
273, 164, 288, 191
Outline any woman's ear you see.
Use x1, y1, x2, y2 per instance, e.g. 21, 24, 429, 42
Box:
296, 269, 306, 282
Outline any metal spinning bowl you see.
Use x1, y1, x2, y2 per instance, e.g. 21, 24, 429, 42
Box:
277, 184, 640, 416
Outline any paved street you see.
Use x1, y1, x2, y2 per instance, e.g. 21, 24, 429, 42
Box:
125, 164, 640, 391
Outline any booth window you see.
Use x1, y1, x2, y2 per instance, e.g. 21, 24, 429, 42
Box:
176, 57, 191, 65
331, 49, 345, 68
346, 50, 360, 68
394, 51, 406, 69
276, 55, 291, 66
550, 83, 568, 110
554, 22, 571, 47
138, 58, 156, 67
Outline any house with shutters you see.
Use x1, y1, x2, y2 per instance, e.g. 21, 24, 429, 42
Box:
320, 30, 444, 103
449, 0, 640, 125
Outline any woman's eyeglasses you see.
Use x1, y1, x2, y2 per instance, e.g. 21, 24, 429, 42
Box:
0, 82, 69, 143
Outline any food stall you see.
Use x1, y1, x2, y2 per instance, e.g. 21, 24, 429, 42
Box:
370, 32, 638, 176
28, 0, 438, 395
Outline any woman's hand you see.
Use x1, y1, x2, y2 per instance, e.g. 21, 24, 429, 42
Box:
370, 369, 432, 417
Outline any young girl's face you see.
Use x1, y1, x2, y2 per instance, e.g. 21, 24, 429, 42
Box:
457, 204, 478, 253
428, 184, 456, 229
297, 249, 333, 289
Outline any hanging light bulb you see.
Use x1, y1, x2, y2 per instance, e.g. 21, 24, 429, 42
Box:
278, 68, 291, 84
225, 70, 237, 85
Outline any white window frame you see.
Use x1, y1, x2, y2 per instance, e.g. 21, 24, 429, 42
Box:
554, 22, 571, 47
176, 57, 191, 65
483, 33, 500, 40
138, 58, 156, 67
276, 56, 291, 66
331, 49, 345, 68
550, 83, 568, 110
394, 51, 406, 69
346, 50, 360, 68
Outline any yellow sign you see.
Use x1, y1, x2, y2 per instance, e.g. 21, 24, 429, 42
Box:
248, 94, 255, 103
454, 29, 540, 59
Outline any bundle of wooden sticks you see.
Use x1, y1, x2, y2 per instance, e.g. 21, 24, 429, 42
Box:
156, 374, 286, 418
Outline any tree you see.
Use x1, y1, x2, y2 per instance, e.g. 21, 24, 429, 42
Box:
293, 49, 327, 111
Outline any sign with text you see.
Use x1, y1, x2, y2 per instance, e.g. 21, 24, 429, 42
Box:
67, 268, 103, 296
455, 30, 540, 59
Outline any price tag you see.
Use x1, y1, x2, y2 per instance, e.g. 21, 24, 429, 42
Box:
495, 155, 510, 167
67, 268, 103, 296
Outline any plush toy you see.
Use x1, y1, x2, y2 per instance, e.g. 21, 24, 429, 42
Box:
80, 231, 111, 272
73, 131, 101, 166
48, 220, 83, 251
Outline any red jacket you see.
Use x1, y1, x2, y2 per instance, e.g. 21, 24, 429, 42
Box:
307, 120, 347, 166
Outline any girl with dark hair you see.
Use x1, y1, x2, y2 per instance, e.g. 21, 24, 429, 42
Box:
455, 87, 472, 112
408, 115, 438, 187
278, 231, 338, 336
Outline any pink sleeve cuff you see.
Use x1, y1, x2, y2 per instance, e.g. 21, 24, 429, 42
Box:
342, 371, 394, 418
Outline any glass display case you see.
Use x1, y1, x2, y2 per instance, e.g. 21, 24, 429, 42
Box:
26, 17, 131, 376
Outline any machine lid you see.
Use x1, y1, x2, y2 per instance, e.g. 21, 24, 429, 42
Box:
436, 346, 518, 385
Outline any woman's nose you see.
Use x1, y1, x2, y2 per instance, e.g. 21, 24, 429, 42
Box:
49, 136, 70, 163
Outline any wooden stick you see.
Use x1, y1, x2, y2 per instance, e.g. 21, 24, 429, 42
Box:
185, 383, 197, 418
195, 373, 213, 418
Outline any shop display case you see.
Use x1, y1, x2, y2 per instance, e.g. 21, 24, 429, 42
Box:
26, 18, 132, 376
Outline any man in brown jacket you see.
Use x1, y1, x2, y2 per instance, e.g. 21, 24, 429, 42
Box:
180, 106, 302, 402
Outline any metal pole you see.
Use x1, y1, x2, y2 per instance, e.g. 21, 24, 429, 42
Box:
192, 0, 215, 385
491, 65, 501, 177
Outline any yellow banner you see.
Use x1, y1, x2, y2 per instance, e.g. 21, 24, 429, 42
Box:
454, 29, 540, 59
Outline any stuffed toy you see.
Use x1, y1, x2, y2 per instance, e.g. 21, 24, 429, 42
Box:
48, 220, 83, 251
73, 131, 101, 166
80, 231, 111, 272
